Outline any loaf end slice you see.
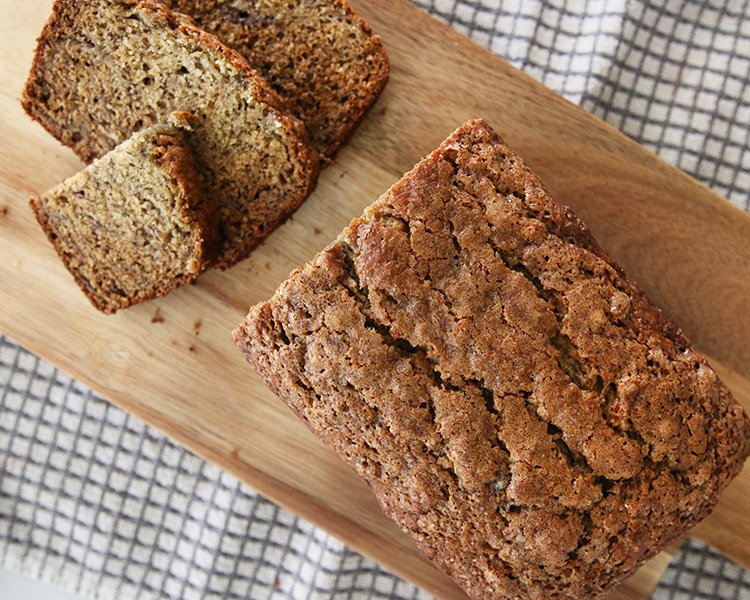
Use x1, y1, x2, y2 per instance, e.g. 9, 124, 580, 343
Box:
234, 119, 750, 599
31, 119, 213, 314
162, 0, 389, 164
22, 0, 317, 270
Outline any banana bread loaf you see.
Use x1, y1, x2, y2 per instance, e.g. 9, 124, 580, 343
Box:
22, 0, 317, 270
234, 120, 750, 599
31, 118, 212, 313
161, 0, 389, 164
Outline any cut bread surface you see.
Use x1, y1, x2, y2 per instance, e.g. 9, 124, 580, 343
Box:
162, 0, 390, 163
31, 120, 212, 313
22, 0, 318, 269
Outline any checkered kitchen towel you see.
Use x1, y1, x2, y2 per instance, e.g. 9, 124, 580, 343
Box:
2, 1, 749, 599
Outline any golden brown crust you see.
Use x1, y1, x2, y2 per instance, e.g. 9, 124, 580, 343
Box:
234, 119, 750, 599
154, 119, 217, 266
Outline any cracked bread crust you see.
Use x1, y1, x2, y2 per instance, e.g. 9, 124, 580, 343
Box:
234, 120, 750, 599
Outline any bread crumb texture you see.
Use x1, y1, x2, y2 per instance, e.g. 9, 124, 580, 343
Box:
22, 0, 317, 269
30, 122, 210, 313
235, 120, 750, 599
161, 0, 389, 163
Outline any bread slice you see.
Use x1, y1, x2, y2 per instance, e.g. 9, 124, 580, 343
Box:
234, 120, 750, 599
161, 0, 389, 164
31, 118, 213, 314
22, 0, 317, 269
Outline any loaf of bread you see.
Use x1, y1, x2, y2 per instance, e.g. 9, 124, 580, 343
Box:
31, 118, 213, 314
234, 120, 750, 599
22, 0, 317, 270
161, 0, 389, 164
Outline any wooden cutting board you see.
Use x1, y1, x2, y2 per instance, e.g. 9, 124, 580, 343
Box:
1, 1, 749, 598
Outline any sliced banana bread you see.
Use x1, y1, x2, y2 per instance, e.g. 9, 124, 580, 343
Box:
161, 0, 389, 164
22, 0, 317, 269
31, 119, 213, 314
234, 120, 750, 599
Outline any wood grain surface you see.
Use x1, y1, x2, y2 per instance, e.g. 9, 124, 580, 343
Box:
1, 1, 749, 598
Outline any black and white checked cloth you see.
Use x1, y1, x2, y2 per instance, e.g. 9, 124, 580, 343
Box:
2, 1, 749, 598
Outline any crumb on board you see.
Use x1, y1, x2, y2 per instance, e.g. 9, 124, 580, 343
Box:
0, 206, 8, 216
188, 344, 196, 353
264, 261, 271, 270
313, 227, 322, 235
274, 575, 281, 589
193, 320, 202, 335
150, 308, 164, 324
229, 448, 239, 460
